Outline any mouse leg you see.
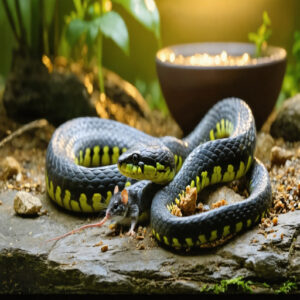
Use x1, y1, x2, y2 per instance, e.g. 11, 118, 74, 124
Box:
126, 205, 139, 236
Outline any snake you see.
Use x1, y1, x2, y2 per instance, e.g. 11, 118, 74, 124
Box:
45, 97, 272, 250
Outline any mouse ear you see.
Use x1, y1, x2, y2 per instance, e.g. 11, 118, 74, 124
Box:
121, 189, 128, 205
113, 185, 119, 194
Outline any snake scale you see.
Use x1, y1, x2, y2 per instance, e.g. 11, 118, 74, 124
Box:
45, 97, 272, 249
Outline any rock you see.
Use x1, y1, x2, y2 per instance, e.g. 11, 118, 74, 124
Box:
1, 189, 300, 293
0, 156, 22, 180
13, 191, 42, 215
199, 186, 245, 207
255, 132, 275, 164
270, 94, 300, 141
270, 146, 294, 165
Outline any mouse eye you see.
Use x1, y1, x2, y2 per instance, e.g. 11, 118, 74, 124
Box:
132, 153, 139, 163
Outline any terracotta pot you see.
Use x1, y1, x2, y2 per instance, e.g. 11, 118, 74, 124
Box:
156, 42, 287, 135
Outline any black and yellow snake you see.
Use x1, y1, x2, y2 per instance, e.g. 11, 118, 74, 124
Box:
45, 98, 272, 249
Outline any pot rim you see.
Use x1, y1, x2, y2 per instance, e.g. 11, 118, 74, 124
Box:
156, 42, 287, 70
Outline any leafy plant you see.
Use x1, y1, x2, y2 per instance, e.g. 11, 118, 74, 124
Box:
62, 0, 161, 98
202, 276, 253, 294
1, 0, 57, 58
248, 11, 272, 57
275, 280, 298, 294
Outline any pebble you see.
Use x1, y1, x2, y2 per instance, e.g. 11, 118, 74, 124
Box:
13, 191, 42, 215
270, 146, 294, 165
0, 156, 22, 180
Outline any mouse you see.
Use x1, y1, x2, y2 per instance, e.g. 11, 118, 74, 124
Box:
46, 180, 159, 242
106, 180, 159, 235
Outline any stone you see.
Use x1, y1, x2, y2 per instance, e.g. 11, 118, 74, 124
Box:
1, 189, 299, 293
13, 191, 42, 215
255, 132, 275, 164
0, 156, 22, 180
270, 146, 294, 165
270, 94, 300, 141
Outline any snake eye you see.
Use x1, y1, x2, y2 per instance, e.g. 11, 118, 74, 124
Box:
132, 153, 139, 164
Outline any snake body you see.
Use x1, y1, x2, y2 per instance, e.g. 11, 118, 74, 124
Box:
45, 98, 272, 249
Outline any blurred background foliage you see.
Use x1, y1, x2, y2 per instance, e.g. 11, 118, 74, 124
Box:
0, 0, 299, 112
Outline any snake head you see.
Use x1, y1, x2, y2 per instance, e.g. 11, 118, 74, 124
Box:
117, 143, 176, 184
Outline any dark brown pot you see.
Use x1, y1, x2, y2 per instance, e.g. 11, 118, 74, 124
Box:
156, 42, 287, 135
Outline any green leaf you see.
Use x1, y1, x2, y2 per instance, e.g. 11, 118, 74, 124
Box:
263, 11, 271, 26
94, 11, 129, 55
65, 18, 88, 47
43, 0, 56, 28
112, 0, 160, 39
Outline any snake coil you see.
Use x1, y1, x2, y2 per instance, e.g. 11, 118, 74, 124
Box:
46, 98, 272, 249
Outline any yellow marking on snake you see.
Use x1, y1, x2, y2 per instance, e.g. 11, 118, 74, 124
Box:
102, 146, 110, 166
198, 234, 207, 244
172, 238, 181, 248
83, 148, 91, 167
210, 129, 215, 140
125, 181, 131, 187
262, 211, 265, 218
92, 145, 100, 166
190, 180, 195, 188
185, 238, 194, 247
201, 171, 209, 189
79, 150, 83, 165
92, 193, 104, 211
144, 165, 156, 176
236, 161, 245, 179
174, 155, 178, 165
155, 232, 161, 241
122, 147, 127, 153
223, 225, 230, 237
63, 189, 71, 210
235, 222, 243, 232
55, 186, 63, 207
223, 164, 235, 182
209, 230, 218, 241
211, 166, 222, 184
245, 156, 252, 172
216, 122, 221, 136
75, 157, 79, 165
196, 176, 200, 192
132, 165, 138, 174
255, 214, 260, 223
176, 156, 183, 172
247, 219, 252, 227
163, 236, 169, 246
111, 146, 119, 164
156, 162, 165, 170
105, 191, 112, 205
70, 200, 81, 212
48, 180, 54, 200
79, 193, 93, 212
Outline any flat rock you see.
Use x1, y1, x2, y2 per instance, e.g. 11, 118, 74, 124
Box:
1, 189, 299, 293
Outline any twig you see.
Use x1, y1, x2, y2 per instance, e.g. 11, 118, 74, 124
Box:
0, 119, 48, 149
2, 0, 22, 45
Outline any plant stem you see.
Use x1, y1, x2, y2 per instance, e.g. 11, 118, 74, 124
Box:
2, 0, 22, 46
98, 0, 105, 97
14, 0, 28, 51
97, 32, 105, 97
